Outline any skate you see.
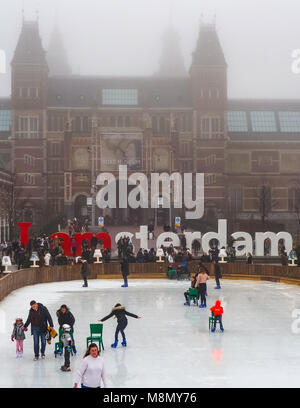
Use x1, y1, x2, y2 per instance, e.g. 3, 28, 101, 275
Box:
199, 303, 205, 308
203, 301, 206, 308
82, 284, 88, 288
184, 301, 190, 306
111, 340, 118, 348
61, 365, 71, 372
72, 346, 77, 354
214, 285, 221, 289
121, 339, 127, 347
211, 327, 216, 332
121, 283, 128, 287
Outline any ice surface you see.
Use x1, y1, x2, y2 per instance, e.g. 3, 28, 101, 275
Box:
1, 278, 300, 388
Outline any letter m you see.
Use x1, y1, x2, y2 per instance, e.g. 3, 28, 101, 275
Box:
255, 231, 293, 256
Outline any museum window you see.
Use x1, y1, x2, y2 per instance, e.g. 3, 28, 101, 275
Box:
200, 117, 221, 139
288, 188, 300, 212
17, 116, 39, 139
102, 89, 138, 105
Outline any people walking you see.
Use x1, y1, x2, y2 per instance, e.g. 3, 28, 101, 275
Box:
22, 300, 54, 360
214, 260, 222, 289
99, 303, 141, 348
11, 317, 26, 358
74, 343, 107, 388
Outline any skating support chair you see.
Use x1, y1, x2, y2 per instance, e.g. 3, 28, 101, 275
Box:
188, 288, 199, 305
86, 323, 104, 351
209, 312, 215, 331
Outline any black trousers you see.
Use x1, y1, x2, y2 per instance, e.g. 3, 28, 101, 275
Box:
215, 275, 220, 286
122, 273, 128, 284
82, 275, 88, 286
64, 347, 70, 367
213, 315, 223, 328
115, 320, 128, 341
198, 283, 206, 304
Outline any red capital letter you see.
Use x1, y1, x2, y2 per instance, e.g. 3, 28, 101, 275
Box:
73, 233, 94, 256
95, 233, 111, 250
18, 222, 32, 249
50, 233, 72, 257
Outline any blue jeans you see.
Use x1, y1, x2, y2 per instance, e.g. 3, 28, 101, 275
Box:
115, 320, 128, 342
32, 327, 46, 357
81, 384, 101, 388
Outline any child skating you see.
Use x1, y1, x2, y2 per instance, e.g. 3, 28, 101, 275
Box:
11, 318, 26, 358
210, 300, 224, 332
60, 324, 74, 372
98, 303, 141, 348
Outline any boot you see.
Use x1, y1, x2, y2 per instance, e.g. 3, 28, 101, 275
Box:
121, 339, 127, 347
184, 301, 190, 306
61, 365, 71, 372
121, 283, 128, 287
214, 285, 221, 289
211, 326, 216, 332
199, 303, 204, 308
203, 301, 206, 308
72, 345, 77, 354
220, 325, 224, 332
111, 340, 118, 348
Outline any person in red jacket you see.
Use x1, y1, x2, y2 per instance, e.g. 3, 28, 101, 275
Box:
210, 300, 224, 332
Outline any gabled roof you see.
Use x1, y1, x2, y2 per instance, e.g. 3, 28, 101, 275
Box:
191, 24, 227, 67
11, 20, 47, 65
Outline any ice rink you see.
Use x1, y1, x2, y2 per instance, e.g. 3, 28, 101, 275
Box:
1, 277, 300, 388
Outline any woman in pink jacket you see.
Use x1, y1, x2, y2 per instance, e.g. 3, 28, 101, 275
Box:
194, 268, 210, 308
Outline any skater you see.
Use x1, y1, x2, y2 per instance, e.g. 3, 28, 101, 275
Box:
60, 324, 74, 372
184, 272, 199, 306
121, 257, 130, 287
11, 317, 26, 358
210, 300, 224, 332
80, 258, 90, 287
98, 303, 141, 348
74, 343, 107, 388
22, 300, 54, 361
56, 304, 77, 354
214, 260, 222, 289
195, 267, 210, 308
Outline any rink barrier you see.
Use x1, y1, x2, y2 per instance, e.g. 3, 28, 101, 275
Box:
0, 261, 300, 301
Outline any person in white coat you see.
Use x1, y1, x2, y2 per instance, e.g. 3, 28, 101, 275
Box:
74, 343, 107, 388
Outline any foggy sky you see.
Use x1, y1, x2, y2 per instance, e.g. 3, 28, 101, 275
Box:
0, 0, 300, 98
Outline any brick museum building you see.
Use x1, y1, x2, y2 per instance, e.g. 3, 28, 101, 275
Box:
1, 19, 300, 237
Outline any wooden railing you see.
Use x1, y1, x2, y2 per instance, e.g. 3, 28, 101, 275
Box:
1, 261, 300, 302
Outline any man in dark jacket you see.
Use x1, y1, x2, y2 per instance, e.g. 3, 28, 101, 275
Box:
121, 257, 130, 287
23, 300, 54, 360
214, 260, 222, 289
80, 258, 90, 287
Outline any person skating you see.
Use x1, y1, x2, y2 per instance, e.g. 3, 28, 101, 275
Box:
98, 303, 141, 348
194, 268, 210, 308
11, 317, 26, 358
210, 300, 224, 332
74, 343, 107, 388
121, 257, 130, 287
213, 260, 222, 289
22, 300, 54, 360
56, 304, 77, 354
184, 272, 199, 306
79, 258, 90, 287
60, 324, 74, 372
